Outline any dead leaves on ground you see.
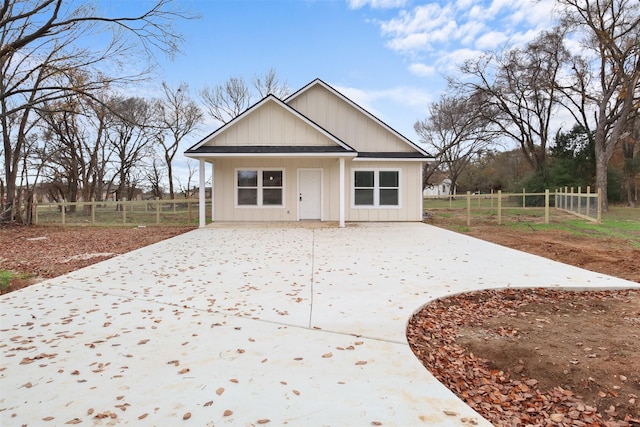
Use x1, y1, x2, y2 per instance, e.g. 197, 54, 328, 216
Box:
407, 288, 639, 427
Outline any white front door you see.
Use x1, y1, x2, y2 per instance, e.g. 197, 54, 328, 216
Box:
298, 169, 322, 220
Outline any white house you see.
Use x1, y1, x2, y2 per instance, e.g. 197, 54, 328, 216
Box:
185, 79, 432, 227
423, 178, 453, 197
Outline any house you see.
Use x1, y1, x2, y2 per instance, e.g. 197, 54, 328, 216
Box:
184, 79, 432, 227
423, 171, 453, 197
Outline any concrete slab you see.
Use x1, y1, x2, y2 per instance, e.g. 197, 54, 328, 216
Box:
1, 223, 637, 426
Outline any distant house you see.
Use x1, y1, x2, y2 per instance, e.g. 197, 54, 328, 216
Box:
423, 177, 453, 197
185, 78, 432, 227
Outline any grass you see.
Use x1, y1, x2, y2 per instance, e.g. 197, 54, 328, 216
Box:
0, 270, 14, 291
440, 205, 639, 247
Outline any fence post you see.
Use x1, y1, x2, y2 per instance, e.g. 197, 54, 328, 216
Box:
156, 197, 160, 224
544, 189, 549, 224
570, 187, 574, 211
34, 201, 38, 225
497, 190, 502, 225
62, 200, 66, 226
578, 187, 582, 215
123, 200, 126, 224
188, 199, 192, 223
91, 198, 95, 224
491, 189, 494, 209
586, 186, 591, 217
522, 188, 526, 208
466, 191, 471, 228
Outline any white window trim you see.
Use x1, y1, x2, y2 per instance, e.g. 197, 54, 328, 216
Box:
352, 168, 402, 209
235, 168, 285, 208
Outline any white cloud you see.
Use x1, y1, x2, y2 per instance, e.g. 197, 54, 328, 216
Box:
434, 48, 484, 75
380, 4, 457, 53
347, 0, 408, 9
409, 63, 436, 77
475, 30, 509, 50
371, 0, 559, 78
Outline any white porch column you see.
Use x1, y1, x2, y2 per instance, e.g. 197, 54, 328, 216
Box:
211, 162, 216, 222
198, 158, 206, 228
339, 157, 345, 228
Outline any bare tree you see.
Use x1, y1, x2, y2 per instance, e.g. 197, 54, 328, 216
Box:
1, 0, 191, 222
253, 68, 290, 98
200, 70, 289, 125
106, 97, 155, 203
200, 77, 251, 125
415, 91, 497, 193
456, 28, 570, 172
145, 154, 166, 199
154, 82, 203, 199
557, 0, 640, 211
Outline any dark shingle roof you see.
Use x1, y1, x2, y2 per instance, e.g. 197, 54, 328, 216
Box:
185, 145, 353, 154
356, 152, 428, 159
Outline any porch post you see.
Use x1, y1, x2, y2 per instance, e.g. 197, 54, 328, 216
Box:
211, 162, 216, 222
339, 157, 345, 228
198, 158, 206, 228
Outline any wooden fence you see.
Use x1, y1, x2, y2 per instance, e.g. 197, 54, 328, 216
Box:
424, 188, 602, 227
33, 198, 209, 226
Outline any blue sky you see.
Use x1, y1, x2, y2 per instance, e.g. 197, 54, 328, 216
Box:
102, 0, 559, 183
112, 0, 557, 138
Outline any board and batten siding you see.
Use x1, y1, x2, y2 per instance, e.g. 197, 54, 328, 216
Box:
212, 158, 341, 222
206, 101, 336, 147
345, 161, 423, 222
211, 159, 422, 222
287, 85, 413, 153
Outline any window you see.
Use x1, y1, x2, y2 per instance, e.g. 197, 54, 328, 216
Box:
237, 169, 284, 206
353, 170, 400, 207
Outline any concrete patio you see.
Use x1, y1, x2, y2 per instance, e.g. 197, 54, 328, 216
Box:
1, 223, 637, 426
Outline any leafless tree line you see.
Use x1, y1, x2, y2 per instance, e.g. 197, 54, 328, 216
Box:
416, 0, 639, 210
1, 0, 289, 224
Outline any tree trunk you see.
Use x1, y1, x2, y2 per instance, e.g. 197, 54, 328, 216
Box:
595, 150, 609, 212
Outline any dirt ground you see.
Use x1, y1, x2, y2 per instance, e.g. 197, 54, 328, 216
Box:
0, 225, 194, 293
1, 221, 639, 426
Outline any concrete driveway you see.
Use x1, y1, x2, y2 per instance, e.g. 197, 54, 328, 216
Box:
1, 223, 637, 426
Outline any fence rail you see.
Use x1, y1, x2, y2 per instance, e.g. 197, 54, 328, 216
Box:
424, 187, 601, 226
34, 198, 209, 226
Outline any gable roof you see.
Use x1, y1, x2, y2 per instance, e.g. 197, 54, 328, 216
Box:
185, 95, 355, 156
285, 79, 430, 157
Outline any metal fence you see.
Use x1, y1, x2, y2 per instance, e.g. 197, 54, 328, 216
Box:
555, 186, 601, 223
33, 199, 209, 226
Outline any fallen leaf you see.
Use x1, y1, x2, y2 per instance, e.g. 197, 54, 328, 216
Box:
216, 387, 224, 396
322, 352, 333, 358
223, 410, 233, 417
138, 413, 148, 419
183, 412, 191, 420
257, 419, 270, 424
355, 360, 367, 365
